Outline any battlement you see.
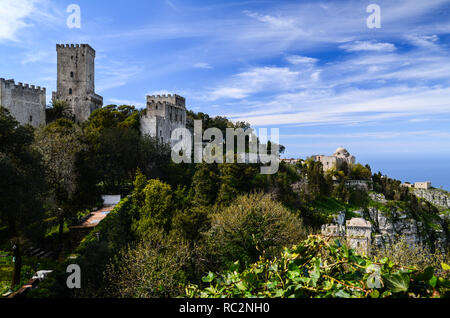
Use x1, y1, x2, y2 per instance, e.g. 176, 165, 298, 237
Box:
56, 44, 96, 56
146, 94, 186, 109
0, 78, 46, 94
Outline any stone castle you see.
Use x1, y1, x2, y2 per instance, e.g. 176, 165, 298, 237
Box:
0, 44, 187, 143
314, 147, 356, 172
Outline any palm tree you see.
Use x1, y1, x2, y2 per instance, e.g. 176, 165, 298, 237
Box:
46, 100, 73, 123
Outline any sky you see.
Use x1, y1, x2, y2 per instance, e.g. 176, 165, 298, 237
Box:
0, 0, 449, 189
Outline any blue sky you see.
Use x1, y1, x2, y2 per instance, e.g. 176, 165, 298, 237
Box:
1, 0, 450, 188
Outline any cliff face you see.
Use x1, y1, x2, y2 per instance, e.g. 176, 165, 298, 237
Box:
413, 188, 450, 209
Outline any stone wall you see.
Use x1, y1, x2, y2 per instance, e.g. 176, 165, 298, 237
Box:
413, 188, 450, 209
0, 78, 46, 127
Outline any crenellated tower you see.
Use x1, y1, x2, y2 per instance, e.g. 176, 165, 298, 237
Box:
140, 94, 187, 144
53, 44, 103, 122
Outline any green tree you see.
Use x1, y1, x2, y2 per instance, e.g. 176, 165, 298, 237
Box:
0, 107, 46, 287
33, 119, 86, 249
46, 100, 72, 123
192, 163, 220, 206
132, 179, 174, 236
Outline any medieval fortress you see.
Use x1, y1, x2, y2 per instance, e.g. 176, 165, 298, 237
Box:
0, 44, 186, 142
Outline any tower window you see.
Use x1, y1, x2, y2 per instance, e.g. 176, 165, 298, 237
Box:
70, 72, 74, 78
29, 116, 33, 123
69, 88, 72, 95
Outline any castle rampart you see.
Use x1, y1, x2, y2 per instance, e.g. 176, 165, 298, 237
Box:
0, 78, 46, 127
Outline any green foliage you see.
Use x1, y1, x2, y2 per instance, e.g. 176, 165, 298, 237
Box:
186, 235, 450, 298
105, 228, 190, 298
371, 236, 450, 278
172, 206, 210, 243
201, 192, 308, 272
192, 163, 220, 206
132, 179, 174, 236
46, 100, 72, 123
0, 107, 46, 287
33, 118, 87, 245
349, 164, 372, 180
87, 105, 140, 134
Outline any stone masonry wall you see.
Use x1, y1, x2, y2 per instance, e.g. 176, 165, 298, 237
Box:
0, 78, 46, 127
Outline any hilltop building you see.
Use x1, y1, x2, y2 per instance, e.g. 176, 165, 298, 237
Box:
140, 94, 187, 145
414, 181, 432, 190
0, 78, 46, 127
313, 147, 356, 172
52, 44, 103, 123
401, 181, 432, 190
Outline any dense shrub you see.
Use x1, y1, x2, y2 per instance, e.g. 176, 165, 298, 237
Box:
372, 237, 450, 279
104, 228, 190, 298
201, 192, 308, 271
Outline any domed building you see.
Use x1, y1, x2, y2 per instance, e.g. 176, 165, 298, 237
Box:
313, 146, 356, 172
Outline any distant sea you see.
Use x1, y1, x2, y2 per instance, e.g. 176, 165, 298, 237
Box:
358, 155, 450, 191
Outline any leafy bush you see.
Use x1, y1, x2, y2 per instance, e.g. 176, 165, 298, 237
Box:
186, 235, 450, 298
372, 237, 450, 278
132, 179, 174, 236
201, 192, 308, 272
105, 228, 190, 298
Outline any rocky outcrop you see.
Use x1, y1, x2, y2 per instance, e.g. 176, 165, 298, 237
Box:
413, 188, 450, 209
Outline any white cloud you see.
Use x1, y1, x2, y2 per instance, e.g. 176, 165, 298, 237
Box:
96, 59, 144, 93
208, 66, 301, 100
406, 34, 440, 49
243, 10, 296, 29
286, 55, 318, 65
0, 0, 60, 42
0, 0, 37, 41
339, 41, 397, 52
193, 62, 213, 69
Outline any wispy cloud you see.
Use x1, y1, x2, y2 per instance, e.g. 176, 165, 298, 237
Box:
339, 41, 397, 52
286, 55, 318, 65
193, 62, 213, 69
0, 0, 62, 42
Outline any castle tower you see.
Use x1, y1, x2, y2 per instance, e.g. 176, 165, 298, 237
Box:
53, 44, 103, 122
140, 94, 187, 144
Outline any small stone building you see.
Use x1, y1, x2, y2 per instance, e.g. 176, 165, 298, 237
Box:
414, 181, 431, 190
345, 218, 372, 255
0, 78, 46, 127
